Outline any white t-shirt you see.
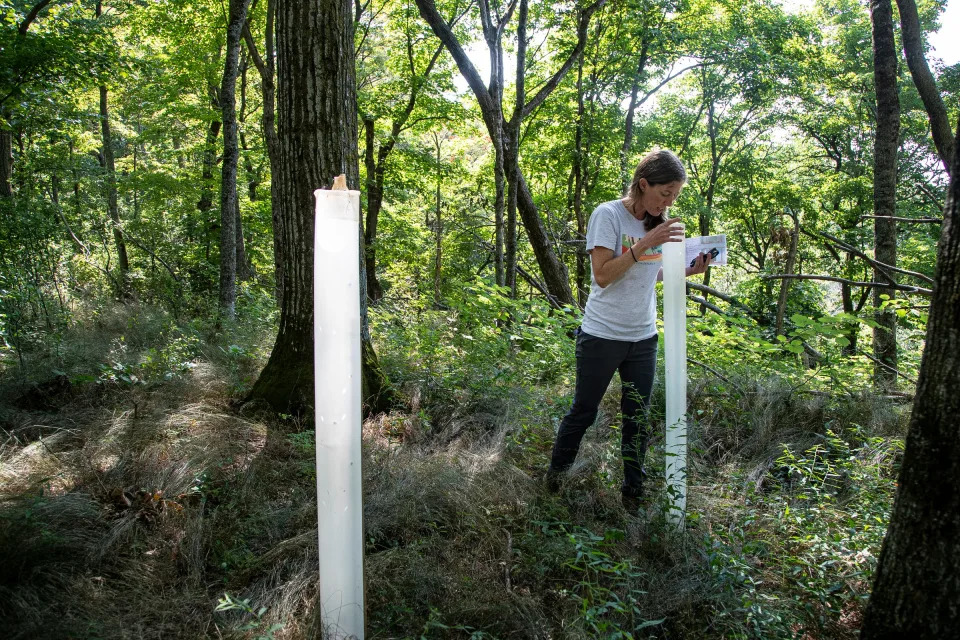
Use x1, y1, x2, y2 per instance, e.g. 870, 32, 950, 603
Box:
580, 199, 661, 341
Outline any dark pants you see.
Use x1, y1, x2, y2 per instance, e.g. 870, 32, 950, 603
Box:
549, 331, 658, 496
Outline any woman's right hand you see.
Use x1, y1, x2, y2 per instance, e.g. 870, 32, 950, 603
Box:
635, 217, 684, 253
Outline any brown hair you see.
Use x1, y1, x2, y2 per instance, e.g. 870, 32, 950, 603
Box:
624, 149, 687, 231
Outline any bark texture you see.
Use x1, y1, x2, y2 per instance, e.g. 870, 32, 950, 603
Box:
860, 121, 960, 640
250, 0, 392, 415
250, 0, 357, 411
870, 0, 900, 387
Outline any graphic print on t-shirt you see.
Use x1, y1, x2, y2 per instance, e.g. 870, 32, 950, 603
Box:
621, 233, 662, 261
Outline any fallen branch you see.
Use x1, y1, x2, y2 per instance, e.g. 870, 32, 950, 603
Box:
124, 232, 184, 284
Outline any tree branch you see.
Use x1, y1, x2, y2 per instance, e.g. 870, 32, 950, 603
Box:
816, 229, 934, 285
415, 0, 495, 116
19, 0, 54, 34
894, 0, 955, 175
760, 274, 931, 297
860, 214, 942, 224
685, 281, 756, 316
520, 0, 607, 120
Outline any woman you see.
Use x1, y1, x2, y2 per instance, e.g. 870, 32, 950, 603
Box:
546, 149, 711, 509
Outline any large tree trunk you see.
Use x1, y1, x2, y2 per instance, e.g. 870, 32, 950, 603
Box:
894, 0, 954, 176
218, 0, 252, 321
870, 0, 901, 388
860, 120, 960, 640
250, 0, 391, 415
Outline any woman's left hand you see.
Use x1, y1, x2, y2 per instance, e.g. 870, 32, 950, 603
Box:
686, 251, 712, 276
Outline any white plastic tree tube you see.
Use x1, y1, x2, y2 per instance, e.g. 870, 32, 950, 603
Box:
661, 238, 687, 529
314, 187, 365, 639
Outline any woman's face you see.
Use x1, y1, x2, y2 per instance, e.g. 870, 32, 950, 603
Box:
638, 179, 683, 217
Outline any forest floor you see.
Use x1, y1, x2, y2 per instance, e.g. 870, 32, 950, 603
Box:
0, 302, 907, 639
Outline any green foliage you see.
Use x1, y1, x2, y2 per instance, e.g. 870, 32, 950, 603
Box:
371, 278, 579, 416
704, 427, 901, 638
563, 527, 665, 638
216, 592, 285, 640
286, 430, 316, 480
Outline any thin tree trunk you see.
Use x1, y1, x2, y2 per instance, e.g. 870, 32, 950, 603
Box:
620, 40, 648, 192
502, 0, 527, 298
504, 128, 519, 296
871, 0, 901, 388
219, 0, 252, 321
894, 0, 954, 176
516, 173, 573, 306
238, 52, 261, 201
415, 0, 603, 307
493, 132, 506, 288
433, 133, 443, 305
235, 198, 253, 281
774, 210, 799, 338
362, 118, 384, 302
571, 56, 588, 307
198, 98, 222, 210
94, 2, 128, 294
241, 0, 279, 295
360, 40, 442, 304
99, 85, 129, 290
860, 120, 960, 640
0, 124, 12, 197
698, 94, 719, 310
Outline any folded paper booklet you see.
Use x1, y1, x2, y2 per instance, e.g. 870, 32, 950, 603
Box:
686, 234, 727, 267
